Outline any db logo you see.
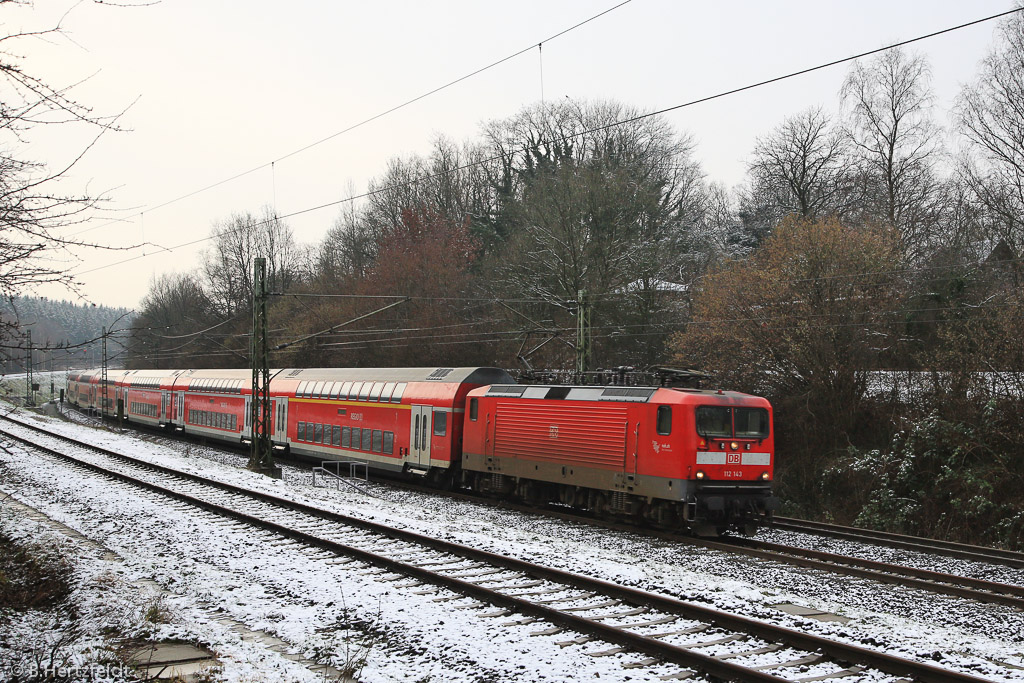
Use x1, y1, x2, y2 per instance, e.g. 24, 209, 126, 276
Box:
727, 453, 741, 464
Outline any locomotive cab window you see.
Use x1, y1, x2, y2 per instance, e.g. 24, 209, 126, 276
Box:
656, 406, 672, 435
696, 406, 732, 437
735, 408, 770, 438
469, 398, 478, 421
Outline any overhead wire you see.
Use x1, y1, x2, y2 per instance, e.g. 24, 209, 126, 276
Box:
73, 6, 1024, 280
67, 0, 633, 238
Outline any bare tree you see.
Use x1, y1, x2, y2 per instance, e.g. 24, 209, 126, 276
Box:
202, 207, 299, 317
484, 99, 706, 367
128, 272, 216, 368
0, 1, 137, 350
316, 196, 379, 283
362, 136, 500, 247
956, 6, 1024, 272
841, 47, 943, 260
0, 2, 150, 366
747, 107, 852, 222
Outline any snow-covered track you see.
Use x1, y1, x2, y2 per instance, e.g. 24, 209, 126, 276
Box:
703, 536, 1024, 609
772, 517, 1024, 569
0, 416, 1006, 683
55, 410, 1024, 609
361, 468, 1024, 611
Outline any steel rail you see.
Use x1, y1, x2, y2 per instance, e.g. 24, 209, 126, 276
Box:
699, 538, 1024, 609
772, 517, 1024, 569
0, 418, 1002, 683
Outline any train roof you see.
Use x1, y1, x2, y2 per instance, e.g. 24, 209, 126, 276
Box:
276, 367, 514, 385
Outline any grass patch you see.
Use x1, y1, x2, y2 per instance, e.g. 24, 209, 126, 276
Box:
0, 530, 73, 611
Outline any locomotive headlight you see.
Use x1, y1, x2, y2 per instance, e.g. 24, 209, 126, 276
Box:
761, 471, 770, 481
730, 441, 739, 451
695, 470, 706, 479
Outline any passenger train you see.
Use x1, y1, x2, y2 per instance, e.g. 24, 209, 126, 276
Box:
65, 366, 777, 535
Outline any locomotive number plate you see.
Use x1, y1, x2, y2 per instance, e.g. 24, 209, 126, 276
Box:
723, 470, 744, 478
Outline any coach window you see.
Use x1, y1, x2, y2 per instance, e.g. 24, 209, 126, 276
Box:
369, 382, 384, 401
383, 431, 394, 455
351, 427, 362, 450
348, 382, 363, 400
372, 429, 383, 453
297, 421, 306, 441
330, 383, 343, 399
310, 381, 323, 399
358, 383, 372, 401
322, 382, 335, 398
380, 382, 396, 402
342, 426, 351, 448
313, 423, 323, 443
470, 398, 478, 421
362, 428, 373, 450
656, 406, 672, 435
433, 410, 447, 436
339, 382, 352, 400
332, 425, 341, 446
297, 381, 309, 398
391, 383, 406, 403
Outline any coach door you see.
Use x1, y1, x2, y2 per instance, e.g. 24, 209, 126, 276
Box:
409, 405, 432, 467
160, 391, 169, 424
176, 391, 186, 426
274, 398, 288, 443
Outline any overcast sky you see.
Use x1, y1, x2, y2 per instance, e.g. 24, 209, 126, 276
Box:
12, 0, 1016, 309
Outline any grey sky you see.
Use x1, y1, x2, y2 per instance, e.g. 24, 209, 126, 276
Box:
13, 0, 1013, 308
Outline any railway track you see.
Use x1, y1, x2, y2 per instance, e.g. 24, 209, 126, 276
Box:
0, 415, 1008, 683
350, 467, 1024, 611
771, 517, 1024, 570
703, 536, 1024, 610
45, 408, 1024, 611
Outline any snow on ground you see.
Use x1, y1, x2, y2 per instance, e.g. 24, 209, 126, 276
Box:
1, 402, 1022, 682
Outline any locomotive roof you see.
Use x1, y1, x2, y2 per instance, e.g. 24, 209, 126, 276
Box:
277, 367, 514, 385
485, 385, 656, 402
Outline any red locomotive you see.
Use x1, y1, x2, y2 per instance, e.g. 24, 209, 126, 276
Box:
66, 367, 777, 535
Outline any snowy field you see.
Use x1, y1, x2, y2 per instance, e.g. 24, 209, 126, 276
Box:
1, 400, 1022, 682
